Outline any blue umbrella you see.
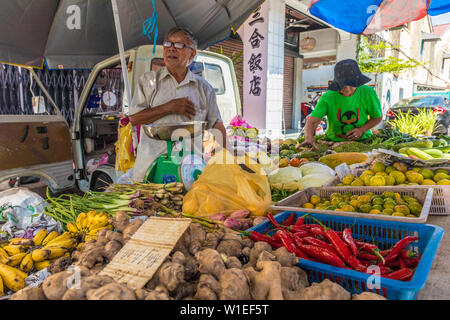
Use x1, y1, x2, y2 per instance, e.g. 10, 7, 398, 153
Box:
309, 0, 450, 34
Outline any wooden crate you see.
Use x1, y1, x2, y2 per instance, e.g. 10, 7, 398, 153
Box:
271, 186, 434, 223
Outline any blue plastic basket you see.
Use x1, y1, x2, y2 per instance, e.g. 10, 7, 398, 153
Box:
247, 211, 444, 300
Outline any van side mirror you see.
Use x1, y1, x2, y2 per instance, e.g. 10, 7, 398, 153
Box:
32, 96, 47, 114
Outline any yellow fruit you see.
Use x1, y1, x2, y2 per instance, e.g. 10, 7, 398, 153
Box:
19, 253, 34, 273
41, 231, 59, 246
302, 203, 314, 209
408, 182, 419, 186
385, 166, 396, 174
34, 260, 51, 271
361, 174, 373, 186
393, 162, 408, 173
392, 212, 405, 217
358, 195, 371, 203
6, 252, 27, 267
407, 202, 423, 216
351, 178, 364, 186
32, 229, 47, 246
0, 263, 26, 292
406, 171, 424, 184
412, 167, 421, 172
3, 245, 25, 256
371, 197, 384, 206
434, 172, 449, 182
45, 232, 73, 246
394, 205, 410, 215
310, 195, 321, 205
76, 212, 87, 229
337, 183, 345, 187
383, 201, 396, 209
372, 161, 386, 173
362, 170, 375, 176
369, 175, 385, 186
9, 238, 33, 246
384, 176, 395, 186
422, 179, 436, 185
406, 214, 417, 218
330, 197, 342, 206
45, 238, 77, 251
279, 158, 289, 168
375, 172, 388, 177
66, 222, 79, 234
0, 248, 9, 264
419, 168, 434, 179
0, 272, 3, 296
381, 191, 395, 199
349, 200, 361, 208
394, 193, 402, 200
389, 171, 406, 184
359, 204, 371, 213
342, 174, 355, 185
434, 169, 449, 175
341, 205, 355, 212
382, 208, 394, 215
369, 209, 381, 214
437, 179, 450, 185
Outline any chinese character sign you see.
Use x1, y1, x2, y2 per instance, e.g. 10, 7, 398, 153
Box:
237, 1, 269, 129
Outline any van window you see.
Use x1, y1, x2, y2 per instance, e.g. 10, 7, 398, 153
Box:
150, 59, 224, 94
204, 63, 225, 95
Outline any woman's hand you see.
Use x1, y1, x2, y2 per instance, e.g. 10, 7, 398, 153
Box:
345, 127, 364, 140
299, 138, 318, 150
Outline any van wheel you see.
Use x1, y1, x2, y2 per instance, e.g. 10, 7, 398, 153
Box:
91, 173, 113, 192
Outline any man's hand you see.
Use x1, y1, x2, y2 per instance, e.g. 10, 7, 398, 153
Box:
345, 127, 364, 141
165, 97, 197, 119
299, 138, 318, 150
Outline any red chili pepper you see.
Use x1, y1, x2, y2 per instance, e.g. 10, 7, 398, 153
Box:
385, 236, 419, 264
295, 217, 305, 226
401, 250, 418, 259
267, 212, 282, 229
380, 249, 391, 257
359, 259, 372, 267
311, 218, 366, 272
293, 229, 312, 238
383, 268, 414, 281
283, 212, 296, 226
357, 252, 379, 262
276, 230, 309, 259
301, 236, 339, 255
399, 257, 406, 269
342, 229, 358, 256
241, 231, 283, 249
310, 225, 325, 236
388, 255, 421, 269
365, 264, 391, 275
295, 242, 347, 268
355, 241, 385, 264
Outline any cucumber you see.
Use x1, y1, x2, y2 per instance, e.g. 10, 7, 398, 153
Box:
423, 149, 444, 158
408, 147, 434, 160
392, 140, 434, 152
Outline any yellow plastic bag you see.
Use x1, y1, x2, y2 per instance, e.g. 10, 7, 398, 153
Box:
182, 150, 272, 217
115, 122, 135, 173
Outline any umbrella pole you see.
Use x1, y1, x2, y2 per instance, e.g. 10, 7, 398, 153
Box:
111, 0, 133, 111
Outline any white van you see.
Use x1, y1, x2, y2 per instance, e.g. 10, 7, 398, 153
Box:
0, 45, 241, 193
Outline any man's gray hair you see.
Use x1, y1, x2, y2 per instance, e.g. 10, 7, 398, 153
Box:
164, 27, 198, 50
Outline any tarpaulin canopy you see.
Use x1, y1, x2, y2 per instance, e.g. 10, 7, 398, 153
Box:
0, 0, 264, 69
309, 0, 450, 34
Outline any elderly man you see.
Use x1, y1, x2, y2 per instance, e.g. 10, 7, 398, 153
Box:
129, 27, 227, 182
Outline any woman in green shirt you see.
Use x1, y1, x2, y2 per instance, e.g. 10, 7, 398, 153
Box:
301, 59, 382, 149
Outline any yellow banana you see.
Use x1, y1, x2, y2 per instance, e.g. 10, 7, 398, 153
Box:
34, 260, 51, 271
45, 232, 73, 246
32, 229, 48, 246
76, 243, 84, 251
45, 238, 77, 251
0, 248, 9, 264
76, 212, 87, 229
0, 263, 26, 292
3, 245, 25, 256
41, 231, 59, 246
83, 210, 97, 229
88, 218, 110, 231
19, 253, 34, 272
46, 247, 68, 260
31, 249, 50, 262
0, 272, 4, 296
66, 222, 79, 234
6, 252, 27, 267
9, 238, 34, 246
88, 225, 112, 236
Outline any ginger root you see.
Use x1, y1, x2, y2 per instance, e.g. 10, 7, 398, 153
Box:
297, 279, 351, 300
10, 287, 47, 300
86, 282, 136, 300
219, 268, 251, 300
194, 274, 221, 300
195, 249, 226, 281
244, 260, 283, 300
352, 292, 387, 300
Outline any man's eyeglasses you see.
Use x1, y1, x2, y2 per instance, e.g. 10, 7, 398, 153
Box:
163, 41, 194, 50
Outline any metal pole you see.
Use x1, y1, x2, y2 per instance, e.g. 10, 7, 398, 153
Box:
111, 0, 133, 110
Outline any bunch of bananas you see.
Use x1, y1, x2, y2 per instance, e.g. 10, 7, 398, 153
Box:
66, 210, 112, 245
0, 229, 76, 295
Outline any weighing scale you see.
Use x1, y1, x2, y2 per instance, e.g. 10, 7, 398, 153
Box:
142, 121, 207, 190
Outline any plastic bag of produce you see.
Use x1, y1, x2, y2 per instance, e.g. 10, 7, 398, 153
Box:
182, 150, 271, 217
115, 120, 135, 173
268, 167, 302, 184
